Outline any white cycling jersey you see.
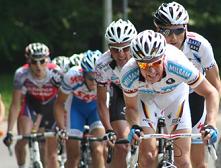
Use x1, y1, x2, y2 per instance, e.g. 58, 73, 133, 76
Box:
95, 50, 121, 86
183, 31, 216, 75
120, 44, 205, 132
60, 66, 96, 103
121, 44, 204, 98
183, 32, 216, 139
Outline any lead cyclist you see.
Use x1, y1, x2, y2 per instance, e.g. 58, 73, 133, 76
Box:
120, 30, 219, 168
153, 2, 221, 168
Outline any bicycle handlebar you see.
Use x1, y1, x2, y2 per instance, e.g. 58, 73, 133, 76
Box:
67, 134, 108, 142
12, 131, 55, 141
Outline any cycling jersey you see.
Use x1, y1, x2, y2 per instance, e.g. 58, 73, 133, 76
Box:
60, 66, 103, 135
120, 44, 204, 132
96, 51, 126, 121
183, 32, 216, 143
183, 32, 216, 75
61, 66, 96, 102
15, 63, 61, 129
96, 51, 121, 87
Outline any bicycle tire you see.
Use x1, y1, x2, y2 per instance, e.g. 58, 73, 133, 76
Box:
33, 161, 43, 168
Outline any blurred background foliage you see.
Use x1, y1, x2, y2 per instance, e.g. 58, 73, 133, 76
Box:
0, 0, 221, 73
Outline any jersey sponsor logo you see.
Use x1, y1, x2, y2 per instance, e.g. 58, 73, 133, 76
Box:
188, 38, 201, 52
166, 78, 175, 84
168, 61, 192, 80
70, 76, 83, 84
121, 67, 139, 88
172, 117, 181, 125
74, 91, 96, 102
161, 84, 179, 93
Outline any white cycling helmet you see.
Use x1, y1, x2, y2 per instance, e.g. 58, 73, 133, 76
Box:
131, 30, 166, 61
52, 56, 70, 73
81, 50, 102, 72
69, 53, 84, 67
153, 1, 189, 26
25, 42, 50, 59
105, 19, 137, 44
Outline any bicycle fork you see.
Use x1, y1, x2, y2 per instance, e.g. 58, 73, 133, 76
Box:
29, 138, 43, 168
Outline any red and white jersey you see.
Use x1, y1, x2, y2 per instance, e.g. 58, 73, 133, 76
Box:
14, 63, 60, 104
60, 66, 96, 103
95, 51, 121, 87
183, 31, 216, 74
120, 44, 204, 105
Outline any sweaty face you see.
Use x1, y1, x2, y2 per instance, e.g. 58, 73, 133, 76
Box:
137, 56, 164, 83
157, 25, 186, 49
109, 42, 131, 68
29, 58, 47, 79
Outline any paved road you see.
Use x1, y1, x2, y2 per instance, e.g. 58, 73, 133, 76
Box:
1, 116, 221, 168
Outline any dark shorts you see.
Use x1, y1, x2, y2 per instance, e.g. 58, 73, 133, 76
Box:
109, 84, 126, 122
189, 92, 205, 128
20, 94, 56, 130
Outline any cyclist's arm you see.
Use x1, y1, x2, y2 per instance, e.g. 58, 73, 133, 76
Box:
7, 89, 22, 132
123, 94, 139, 126
97, 85, 112, 130
193, 79, 219, 127
206, 64, 221, 95
54, 89, 69, 129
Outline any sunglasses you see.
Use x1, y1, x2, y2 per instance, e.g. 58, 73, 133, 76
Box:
30, 59, 46, 65
137, 59, 163, 70
109, 44, 130, 53
159, 27, 185, 37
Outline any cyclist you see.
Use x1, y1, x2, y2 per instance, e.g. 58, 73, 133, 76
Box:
52, 56, 71, 73
95, 18, 137, 168
120, 30, 219, 168
54, 50, 105, 168
3, 42, 62, 168
153, 2, 221, 167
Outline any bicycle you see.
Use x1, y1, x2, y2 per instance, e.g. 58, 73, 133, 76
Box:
8, 131, 55, 168
67, 125, 107, 168
121, 117, 218, 168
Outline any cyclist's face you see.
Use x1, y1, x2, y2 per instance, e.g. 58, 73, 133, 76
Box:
109, 42, 131, 68
29, 58, 47, 79
157, 25, 186, 49
138, 56, 164, 83
84, 72, 97, 91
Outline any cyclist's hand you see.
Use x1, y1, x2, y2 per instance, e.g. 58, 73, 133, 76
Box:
106, 129, 117, 147
201, 124, 218, 144
55, 127, 67, 141
3, 132, 13, 147
128, 125, 143, 145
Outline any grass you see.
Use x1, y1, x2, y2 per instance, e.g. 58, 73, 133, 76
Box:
0, 73, 14, 118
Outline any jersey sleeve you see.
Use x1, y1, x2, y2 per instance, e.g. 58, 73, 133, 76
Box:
200, 40, 216, 71
167, 50, 205, 89
95, 62, 109, 86
60, 69, 79, 95
120, 59, 139, 97
13, 67, 25, 90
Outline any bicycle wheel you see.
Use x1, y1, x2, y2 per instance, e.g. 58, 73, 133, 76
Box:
33, 161, 43, 168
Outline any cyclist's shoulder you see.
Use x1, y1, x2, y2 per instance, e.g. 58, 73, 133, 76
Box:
96, 51, 112, 68
185, 31, 212, 51
63, 66, 83, 83
14, 64, 29, 77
